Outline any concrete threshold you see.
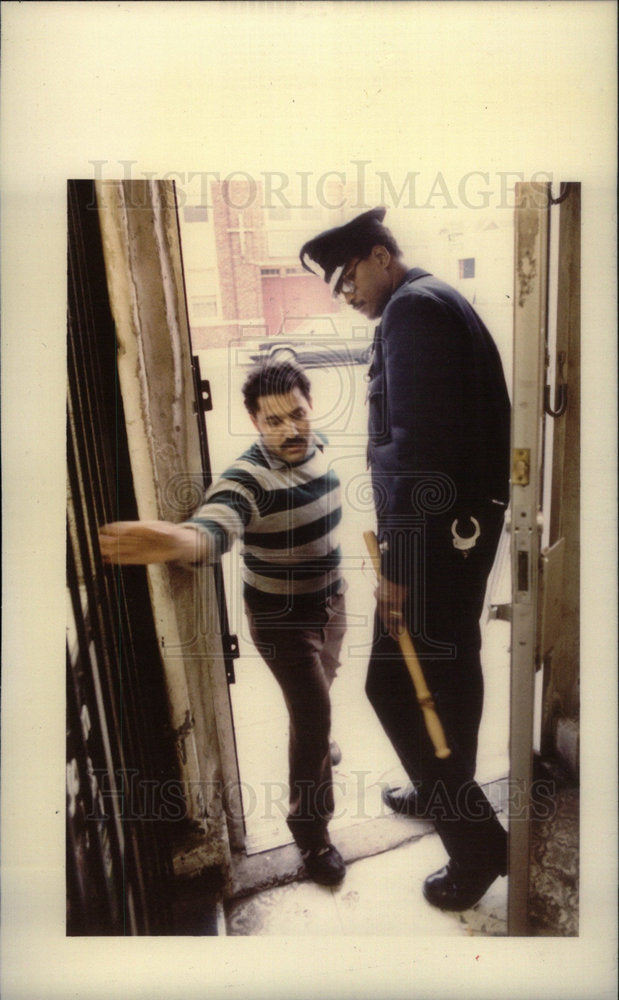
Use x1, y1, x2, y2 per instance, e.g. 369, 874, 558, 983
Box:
225, 776, 509, 900
226, 812, 434, 900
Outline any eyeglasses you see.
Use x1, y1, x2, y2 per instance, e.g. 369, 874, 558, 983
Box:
336, 259, 361, 297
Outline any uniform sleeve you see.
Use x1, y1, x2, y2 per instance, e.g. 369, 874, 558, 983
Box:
376, 293, 468, 582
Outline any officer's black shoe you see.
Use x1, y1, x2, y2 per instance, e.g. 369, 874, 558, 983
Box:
422, 859, 504, 911
301, 844, 346, 886
381, 783, 432, 819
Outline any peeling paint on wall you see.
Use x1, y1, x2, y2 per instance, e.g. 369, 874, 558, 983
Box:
516, 211, 539, 308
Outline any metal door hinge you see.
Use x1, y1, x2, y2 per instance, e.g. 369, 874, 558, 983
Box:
222, 633, 239, 684
191, 355, 214, 415
196, 379, 213, 414
489, 603, 512, 623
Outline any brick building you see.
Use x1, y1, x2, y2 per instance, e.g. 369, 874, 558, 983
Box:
180, 179, 339, 349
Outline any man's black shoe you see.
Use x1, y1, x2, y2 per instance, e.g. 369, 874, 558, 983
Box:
381, 783, 432, 819
301, 844, 346, 886
422, 859, 504, 911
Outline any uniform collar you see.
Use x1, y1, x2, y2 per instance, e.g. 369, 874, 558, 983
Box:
372, 268, 432, 340
399, 266, 432, 287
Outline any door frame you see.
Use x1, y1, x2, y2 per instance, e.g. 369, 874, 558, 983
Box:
508, 181, 580, 934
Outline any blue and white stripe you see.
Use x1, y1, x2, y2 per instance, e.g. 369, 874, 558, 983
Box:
187, 435, 342, 603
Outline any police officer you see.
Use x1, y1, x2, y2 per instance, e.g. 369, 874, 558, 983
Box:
300, 208, 511, 910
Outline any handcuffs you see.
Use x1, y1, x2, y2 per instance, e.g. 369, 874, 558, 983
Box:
451, 516, 481, 558
383, 518, 481, 626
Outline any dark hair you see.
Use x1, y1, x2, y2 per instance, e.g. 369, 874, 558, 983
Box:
242, 360, 312, 417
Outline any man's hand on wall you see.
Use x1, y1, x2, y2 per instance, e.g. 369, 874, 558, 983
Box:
98, 521, 204, 566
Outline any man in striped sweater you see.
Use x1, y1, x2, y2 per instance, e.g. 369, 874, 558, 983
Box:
99, 361, 347, 886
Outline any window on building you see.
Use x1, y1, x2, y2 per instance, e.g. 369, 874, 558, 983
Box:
459, 257, 475, 279
190, 295, 218, 318
260, 266, 303, 278
183, 205, 209, 223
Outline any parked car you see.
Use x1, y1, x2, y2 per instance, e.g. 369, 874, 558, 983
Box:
243, 316, 374, 368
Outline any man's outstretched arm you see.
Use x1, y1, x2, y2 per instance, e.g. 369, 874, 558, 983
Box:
99, 521, 207, 566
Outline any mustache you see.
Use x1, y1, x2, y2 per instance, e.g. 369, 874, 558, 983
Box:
282, 436, 306, 447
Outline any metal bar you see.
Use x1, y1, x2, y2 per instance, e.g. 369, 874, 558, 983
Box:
66, 525, 127, 933
67, 180, 175, 934
508, 181, 550, 935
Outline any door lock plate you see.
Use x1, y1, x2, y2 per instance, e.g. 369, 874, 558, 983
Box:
512, 448, 530, 485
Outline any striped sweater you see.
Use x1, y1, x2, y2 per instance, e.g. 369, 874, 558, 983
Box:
186, 433, 343, 607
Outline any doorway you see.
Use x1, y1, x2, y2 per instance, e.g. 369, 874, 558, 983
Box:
195, 348, 511, 859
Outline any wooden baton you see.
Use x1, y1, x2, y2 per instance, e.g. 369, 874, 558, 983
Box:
364, 530, 451, 759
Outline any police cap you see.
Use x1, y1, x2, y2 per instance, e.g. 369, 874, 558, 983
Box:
299, 207, 391, 295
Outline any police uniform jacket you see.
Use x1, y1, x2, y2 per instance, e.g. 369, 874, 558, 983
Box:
367, 267, 511, 586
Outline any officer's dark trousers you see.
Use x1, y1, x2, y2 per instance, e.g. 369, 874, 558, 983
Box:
245, 591, 346, 852
366, 507, 507, 875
